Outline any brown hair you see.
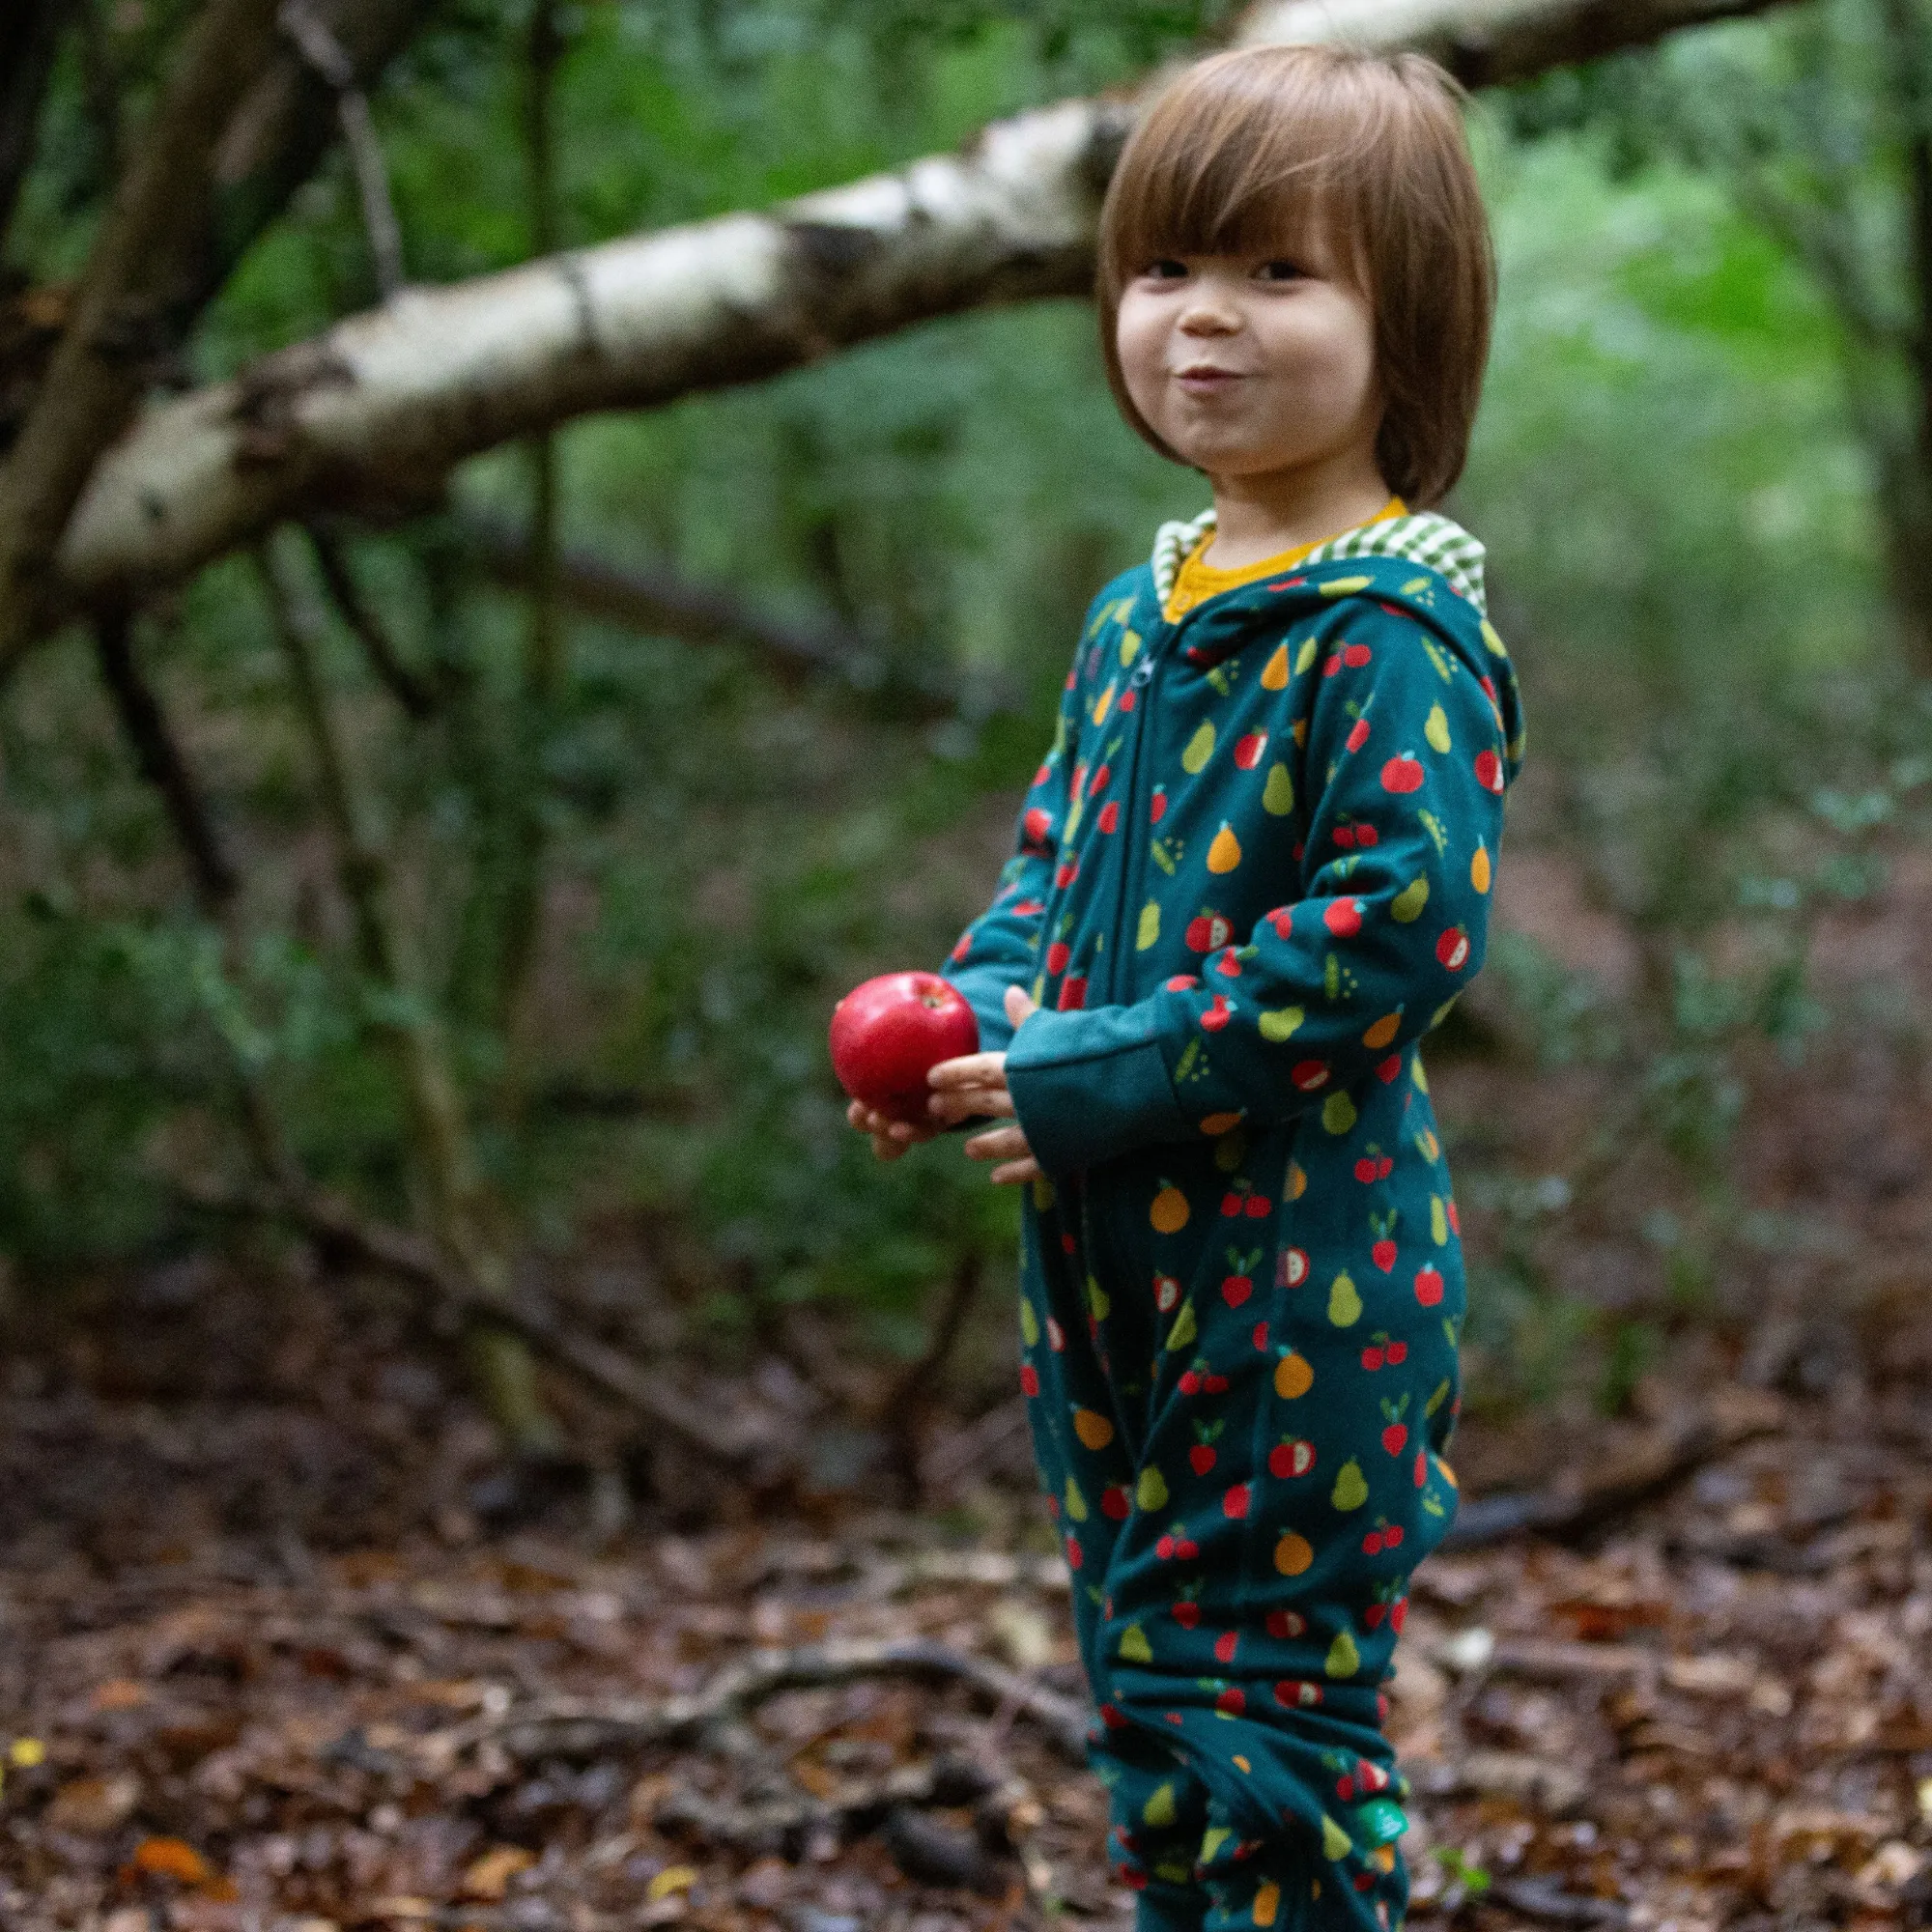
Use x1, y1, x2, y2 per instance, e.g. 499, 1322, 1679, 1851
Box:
1096, 43, 1496, 506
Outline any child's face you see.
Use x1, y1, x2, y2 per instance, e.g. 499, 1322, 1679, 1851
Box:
1115, 223, 1382, 489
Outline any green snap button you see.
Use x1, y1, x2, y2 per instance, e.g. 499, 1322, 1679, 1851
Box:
1353, 1799, 1407, 1847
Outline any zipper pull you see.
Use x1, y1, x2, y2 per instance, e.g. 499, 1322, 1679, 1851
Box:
1130, 653, 1155, 690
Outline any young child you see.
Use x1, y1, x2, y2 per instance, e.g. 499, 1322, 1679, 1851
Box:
849, 43, 1523, 1932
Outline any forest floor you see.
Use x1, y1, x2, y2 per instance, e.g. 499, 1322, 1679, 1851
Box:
0, 1244, 1928, 1932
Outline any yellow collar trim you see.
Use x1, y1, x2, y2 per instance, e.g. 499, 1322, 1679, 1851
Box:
1161, 497, 1407, 624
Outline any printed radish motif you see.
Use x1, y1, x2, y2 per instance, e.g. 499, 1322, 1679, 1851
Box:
1188, 1418, 1225, 1475
1379, 1392, 1411, 1456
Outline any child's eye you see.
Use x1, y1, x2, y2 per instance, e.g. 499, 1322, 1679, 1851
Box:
1144, 259, 1189, 280
1256, 259, 1306, 282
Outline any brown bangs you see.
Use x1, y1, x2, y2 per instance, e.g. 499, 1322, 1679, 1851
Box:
1096, 43, 1496, 507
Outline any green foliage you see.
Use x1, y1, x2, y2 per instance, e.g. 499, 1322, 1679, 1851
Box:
0, 2, 1926, 1422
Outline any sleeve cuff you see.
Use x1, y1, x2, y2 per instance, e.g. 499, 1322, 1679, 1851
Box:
1005, 1003, 1190, 1175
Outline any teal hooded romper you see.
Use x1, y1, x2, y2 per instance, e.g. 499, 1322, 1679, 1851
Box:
941, 510, 1524, 1932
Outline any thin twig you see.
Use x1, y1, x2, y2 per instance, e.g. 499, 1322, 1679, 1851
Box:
277, 0, 405, 300
185, 1179, 769, 1468
93, 608, 238, 910
434, 1635, 1092, 1765
303, 521, 437, 718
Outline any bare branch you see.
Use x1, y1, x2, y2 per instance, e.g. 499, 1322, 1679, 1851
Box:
92, 609, 239, 910
441, 1635, 1091, 1765
302, 519, 436, 718
0, 0, 81, 257
277, 0, 406, 301
40, 0, 1798, 644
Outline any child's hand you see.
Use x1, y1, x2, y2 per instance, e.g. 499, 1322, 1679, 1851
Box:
846, 1097, 939, 1163
927, 984, 1041, 1186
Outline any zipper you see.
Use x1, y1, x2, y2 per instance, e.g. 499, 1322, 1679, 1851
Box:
1101, 601, 1179, 1006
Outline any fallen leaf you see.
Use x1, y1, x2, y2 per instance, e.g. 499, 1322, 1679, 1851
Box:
46, 1773, 139, 1833
461, 1845, 537, 1900
6, 1737, 45, 1766
647, 1864, 697, 1902
128, 1836, 213, 1885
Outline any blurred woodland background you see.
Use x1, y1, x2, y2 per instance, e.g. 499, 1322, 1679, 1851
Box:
0, 2, 1929, 1926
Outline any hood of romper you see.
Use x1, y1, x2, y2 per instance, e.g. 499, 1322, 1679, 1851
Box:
1142, 505, 1527, 781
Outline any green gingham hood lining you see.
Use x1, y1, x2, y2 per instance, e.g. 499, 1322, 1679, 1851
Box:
1150, 507, 1488, 616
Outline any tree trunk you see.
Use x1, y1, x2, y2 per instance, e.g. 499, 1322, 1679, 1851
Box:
0, 0, 81, 257
31, 0, 1796, 660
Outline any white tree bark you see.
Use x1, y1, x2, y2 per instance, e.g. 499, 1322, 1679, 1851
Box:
41, 0, 1792, 643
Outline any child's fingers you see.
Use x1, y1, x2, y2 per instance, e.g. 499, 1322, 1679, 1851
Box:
990, 1154, 1040, 1186
927, 1086, 1013, 1123
928, 1050, 1008, 1090
964, 1124, 1030, 1164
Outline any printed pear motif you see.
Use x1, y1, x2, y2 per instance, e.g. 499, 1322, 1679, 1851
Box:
1182, 722, 1216, 773
1263, 762, 1294, 814
1331, 1458, 1369, 1510
1208, 823, 1243, 873
1327, 1272, 1363, 1326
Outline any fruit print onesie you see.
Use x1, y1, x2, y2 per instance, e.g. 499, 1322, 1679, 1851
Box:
941, 507, 1524, 1932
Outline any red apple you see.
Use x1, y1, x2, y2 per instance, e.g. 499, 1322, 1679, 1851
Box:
830, 972, 980, 1124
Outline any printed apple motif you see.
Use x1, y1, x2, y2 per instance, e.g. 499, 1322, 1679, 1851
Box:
1266, 1607, 1307, 1639
829, 971, 980, 1123
1022, 807, 1053, 846
1019, 1363, 1038, 1396
1380, 752, 1425, 794
1102, 1485, 1131, 1520
1223, 1483, 1251, 1520
1098, 800, 1121, 833
1215, 1685, 1246, 1715
1343, 641, 1372, 667
1201, 996, 1233, 1033
1277, 1246, 1310, 1289
1234, 729, 1268, 770
1186, 910, 1234, 952
1435, 925, 1471, 970
1346, 717, 1371, 753
1150, 786, 1168, 824
1274, 1679, 1322, 1708
1474, 746, 1504, 792
1268, 1436, 1316, 1478
1152, 1272, 1180, 1314
1057, 975, 1088, 1010
1413, 1264, 1445, 1306
1291, 1060, 1330, 1093
1323, 897, 1364, 938
1214, 1629, 1239, 1663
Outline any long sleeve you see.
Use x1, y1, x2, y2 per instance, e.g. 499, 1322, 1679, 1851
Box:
938, 599, 1105, 1054
1005, 598, 1515, 1175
